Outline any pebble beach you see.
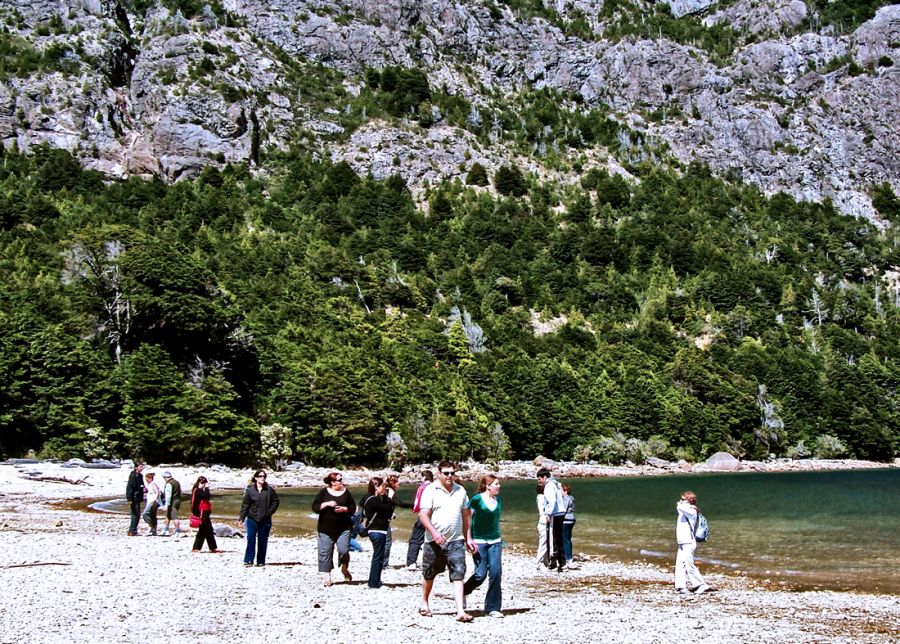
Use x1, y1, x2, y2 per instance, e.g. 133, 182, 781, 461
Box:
0, 460, 898, 643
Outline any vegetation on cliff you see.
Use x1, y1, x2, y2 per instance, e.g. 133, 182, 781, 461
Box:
1, 143, 898, 466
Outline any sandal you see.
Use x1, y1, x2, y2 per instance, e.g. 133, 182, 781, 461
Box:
456, 613, 473, 623
418, 607, 432, 617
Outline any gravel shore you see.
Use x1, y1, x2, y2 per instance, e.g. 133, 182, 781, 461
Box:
0, 461, 897, 643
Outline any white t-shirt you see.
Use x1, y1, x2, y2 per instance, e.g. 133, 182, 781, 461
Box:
419, 481, 469, 543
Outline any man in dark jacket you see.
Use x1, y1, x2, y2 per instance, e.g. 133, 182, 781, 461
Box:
126, 463, 145, 535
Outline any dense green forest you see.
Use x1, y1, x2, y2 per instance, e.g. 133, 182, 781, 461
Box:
1, 143, 898, 466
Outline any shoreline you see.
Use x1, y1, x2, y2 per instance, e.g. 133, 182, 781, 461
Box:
5, 456, 896, 495
1, 460, 898, 642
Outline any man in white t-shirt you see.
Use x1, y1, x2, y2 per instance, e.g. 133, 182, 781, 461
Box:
418, 460, 477, 622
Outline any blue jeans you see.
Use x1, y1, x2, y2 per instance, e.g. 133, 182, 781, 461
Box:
244, 517, 272, 565
382, 526, 392, 569
562, 520, 575, 562
368, 531, 387, 588
463, 542, 502, 613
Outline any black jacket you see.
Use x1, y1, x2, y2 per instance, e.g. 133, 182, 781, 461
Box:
126, 469, 144, 504
362, 494, 396, 532
239, 483, 280, 522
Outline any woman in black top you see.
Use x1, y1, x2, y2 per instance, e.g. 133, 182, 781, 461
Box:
311, 471, 356, 587
362, 477, 397, 589
239, 469, 280, 566
190, 476, 219, 552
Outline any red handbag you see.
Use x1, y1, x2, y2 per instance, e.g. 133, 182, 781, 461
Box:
189, 490, 201, 528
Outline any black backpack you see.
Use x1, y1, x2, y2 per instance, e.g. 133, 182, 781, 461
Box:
351, 495, 373, 538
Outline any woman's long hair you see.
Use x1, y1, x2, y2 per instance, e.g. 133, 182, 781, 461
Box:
367, 476, 384, 496
192, 475, 208, 493
478, 474, 497, 493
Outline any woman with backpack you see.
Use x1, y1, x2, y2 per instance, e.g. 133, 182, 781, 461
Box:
674, 490, 710, 595
312, 471, 356, 586
361, 476, 397, 589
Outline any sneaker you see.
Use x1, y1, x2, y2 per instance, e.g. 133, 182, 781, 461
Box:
244, 562, 253, 567
405, 563, 418, 571
675, 588, 689, 595
160, 529, 169, 536
693, 584, 710, 595
488, 611, 504, 619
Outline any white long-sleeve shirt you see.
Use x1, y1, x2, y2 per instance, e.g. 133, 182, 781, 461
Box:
144, 479, 161, 506
676, 499, 698, 545
542, 477, 566, 517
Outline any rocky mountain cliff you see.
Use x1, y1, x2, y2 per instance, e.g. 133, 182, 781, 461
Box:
1, 0, 898, 220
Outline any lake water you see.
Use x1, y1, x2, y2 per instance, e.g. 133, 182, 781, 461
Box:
92, 468, 900, 594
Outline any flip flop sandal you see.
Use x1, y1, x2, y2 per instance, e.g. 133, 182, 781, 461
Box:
456, 614, 473, 623
418, 607, 432, 617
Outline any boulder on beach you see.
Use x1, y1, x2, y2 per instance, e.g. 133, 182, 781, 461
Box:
705, 451, 741, 471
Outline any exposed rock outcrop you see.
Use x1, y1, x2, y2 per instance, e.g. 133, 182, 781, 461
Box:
0, 0, 896, 220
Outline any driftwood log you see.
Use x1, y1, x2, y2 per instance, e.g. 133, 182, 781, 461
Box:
4, 562, 72, 569
22, 475, 92, 486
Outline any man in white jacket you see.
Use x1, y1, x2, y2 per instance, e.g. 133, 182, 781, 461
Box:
675, 490, 710, 594
537, 468, 566, 572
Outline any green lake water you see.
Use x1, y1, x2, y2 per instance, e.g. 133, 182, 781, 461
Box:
93, 468, 900, 594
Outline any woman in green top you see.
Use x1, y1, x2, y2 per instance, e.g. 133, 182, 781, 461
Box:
463, 474, 504, 618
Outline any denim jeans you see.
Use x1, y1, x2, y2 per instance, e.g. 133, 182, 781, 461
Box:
463, 542, 503, 613
244, 517, 272, 565
368, 531, 387, 588
406, 519, 426, 565
562, 520, 575, 562
129, 501, 141, 534
317, 529, 351, 572
142, 502, 159, 534
382, 526, 392, 569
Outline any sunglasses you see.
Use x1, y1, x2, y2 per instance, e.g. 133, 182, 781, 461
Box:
441, 470, 455, 476
256, 474, 267, 479
332, 478, 343, 483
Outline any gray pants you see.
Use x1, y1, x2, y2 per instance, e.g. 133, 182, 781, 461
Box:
317, 529, 351, 573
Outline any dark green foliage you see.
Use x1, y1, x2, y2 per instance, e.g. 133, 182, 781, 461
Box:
494, 164, 528, 196
872, 182, 900, 222
374, 66, 431, 118
466, 162, 489, 186
0, 144, 897, 465
813, 0, 895, 32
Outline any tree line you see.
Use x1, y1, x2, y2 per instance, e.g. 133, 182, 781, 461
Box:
1, 143, 898, 466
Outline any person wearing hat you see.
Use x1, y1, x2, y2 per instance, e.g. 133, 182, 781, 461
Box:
141, 470, 162, 536
161, 471, 182, 536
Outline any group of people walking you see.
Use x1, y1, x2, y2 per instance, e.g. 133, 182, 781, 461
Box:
126, 461, 710, 619
125, 463, 280, 561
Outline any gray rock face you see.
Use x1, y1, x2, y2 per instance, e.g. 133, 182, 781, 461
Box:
0, 0, 897, 220
661, 0, 717, 19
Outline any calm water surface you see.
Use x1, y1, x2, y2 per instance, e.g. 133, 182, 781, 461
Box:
93, 468, 900, 594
